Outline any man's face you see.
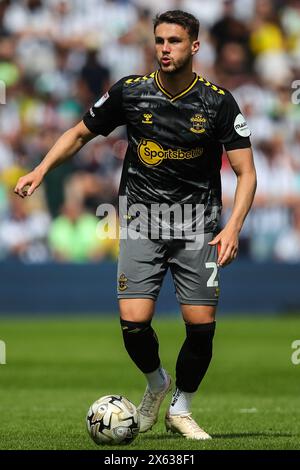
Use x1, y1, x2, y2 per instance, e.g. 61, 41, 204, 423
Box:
154, 23, 199, 74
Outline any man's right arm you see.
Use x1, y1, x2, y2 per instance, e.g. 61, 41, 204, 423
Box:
14, 121, 96, 198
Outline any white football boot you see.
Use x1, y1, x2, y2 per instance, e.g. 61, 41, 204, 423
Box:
165, 412, 212, 440
137, 374, 172, 432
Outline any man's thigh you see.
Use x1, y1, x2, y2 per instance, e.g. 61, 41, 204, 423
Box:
168, 233, 220, 306
117, 234, 168, 301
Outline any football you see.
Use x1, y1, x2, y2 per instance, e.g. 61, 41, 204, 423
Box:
86, 395, 140, 445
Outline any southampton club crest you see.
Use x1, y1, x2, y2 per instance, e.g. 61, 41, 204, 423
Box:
190, 114, 206, 134
118, 273, 128, 291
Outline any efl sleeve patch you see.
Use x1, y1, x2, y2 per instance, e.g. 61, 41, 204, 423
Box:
234, 113, 251, 137
215, 92, 251, 148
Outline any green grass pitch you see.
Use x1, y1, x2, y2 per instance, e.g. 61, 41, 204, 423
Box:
0, 315, 299, 450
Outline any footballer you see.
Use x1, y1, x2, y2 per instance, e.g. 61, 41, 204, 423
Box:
15, 10, 257, 439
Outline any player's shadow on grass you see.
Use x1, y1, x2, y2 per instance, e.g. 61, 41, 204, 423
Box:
141, 433, 186, 441
141, 431, 297, 441
212, 432, 296, 439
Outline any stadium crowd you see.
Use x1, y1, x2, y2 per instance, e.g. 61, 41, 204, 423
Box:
1, 0, 300, 263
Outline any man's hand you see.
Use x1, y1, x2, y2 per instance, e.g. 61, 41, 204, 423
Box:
14, 168, 44, 198
208, 226, 239, 267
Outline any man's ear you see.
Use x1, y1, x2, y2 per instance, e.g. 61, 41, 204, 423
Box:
191, 40, 200, 55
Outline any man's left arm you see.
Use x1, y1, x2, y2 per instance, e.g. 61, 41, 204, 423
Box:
209, 147, 257, 266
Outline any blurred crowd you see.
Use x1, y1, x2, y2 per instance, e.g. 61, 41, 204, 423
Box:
1, 0, 300, 263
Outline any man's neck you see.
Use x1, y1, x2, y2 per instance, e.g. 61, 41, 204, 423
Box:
158, 68, 195, 97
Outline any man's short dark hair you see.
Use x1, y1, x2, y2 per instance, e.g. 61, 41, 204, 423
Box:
153, 10, 199, 41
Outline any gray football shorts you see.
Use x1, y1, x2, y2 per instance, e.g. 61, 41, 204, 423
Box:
117, 232, 219, 306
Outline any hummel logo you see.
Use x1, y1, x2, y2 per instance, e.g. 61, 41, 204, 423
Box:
142, 113, 153, 124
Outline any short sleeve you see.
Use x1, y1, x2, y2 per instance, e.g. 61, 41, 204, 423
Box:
215, 91, 251, 151
83, 78, 126, 136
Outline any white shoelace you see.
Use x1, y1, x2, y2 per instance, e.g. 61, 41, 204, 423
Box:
139, 388, 164, 416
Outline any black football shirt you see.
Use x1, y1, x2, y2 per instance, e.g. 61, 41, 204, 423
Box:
83, 71, 251, 233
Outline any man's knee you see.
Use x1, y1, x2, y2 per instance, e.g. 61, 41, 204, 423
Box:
181, 305, 216, 324
119, 298, 155, 322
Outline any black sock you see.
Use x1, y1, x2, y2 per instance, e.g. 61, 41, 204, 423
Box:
176, 321, 216, 393
120, 319, 160, 373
